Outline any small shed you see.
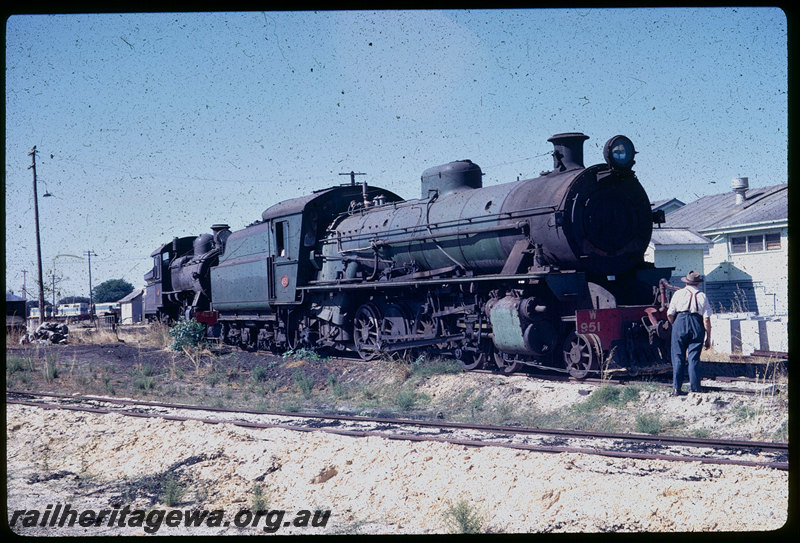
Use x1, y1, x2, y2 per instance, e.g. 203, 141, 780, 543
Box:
118, 288, 144, 324
645, 227, 713, 285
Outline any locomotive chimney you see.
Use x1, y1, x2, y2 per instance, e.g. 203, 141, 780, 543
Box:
731, 177, 749, 205
547, 133, 589, 172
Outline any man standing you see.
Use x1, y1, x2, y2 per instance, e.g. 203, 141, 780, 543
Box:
667, 270, 712, 396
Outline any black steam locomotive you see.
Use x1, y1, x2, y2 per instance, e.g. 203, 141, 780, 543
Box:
145, 133, 674, 377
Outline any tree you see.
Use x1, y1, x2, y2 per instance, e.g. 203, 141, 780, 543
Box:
92, 279, 135, 303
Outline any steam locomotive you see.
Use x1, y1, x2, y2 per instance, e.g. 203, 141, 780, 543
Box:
145, 133, 674, 377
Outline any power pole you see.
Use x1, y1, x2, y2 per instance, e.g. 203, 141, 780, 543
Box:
86, 250, 97, 320
21, 269, 28, 300
29, 146, 46, 326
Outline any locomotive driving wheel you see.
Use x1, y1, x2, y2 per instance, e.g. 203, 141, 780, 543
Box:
353, 303, 382, 361
413, 306, 447, 351
380, 303, 411, 360
562, 332, 602, 379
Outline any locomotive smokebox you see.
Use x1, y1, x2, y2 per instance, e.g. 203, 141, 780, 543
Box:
421, 160, 483, 199
548, 132, 589, 172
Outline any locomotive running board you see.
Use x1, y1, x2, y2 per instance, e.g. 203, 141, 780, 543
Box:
301, 271, 552, 292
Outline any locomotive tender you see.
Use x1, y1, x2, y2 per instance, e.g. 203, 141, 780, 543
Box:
145, 133, 674, 377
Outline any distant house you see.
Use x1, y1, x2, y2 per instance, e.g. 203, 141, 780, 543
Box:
645, 228, 713, 285
663, 179, 788, 315
6, 292, 27, 330
118, 288, 144, 324
651, 197, 685, 216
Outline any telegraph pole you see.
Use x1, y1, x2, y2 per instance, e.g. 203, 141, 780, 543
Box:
86, 250, 97, 320
29, 146, 46, 326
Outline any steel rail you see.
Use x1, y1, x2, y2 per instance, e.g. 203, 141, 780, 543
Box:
7, 391, 788, 471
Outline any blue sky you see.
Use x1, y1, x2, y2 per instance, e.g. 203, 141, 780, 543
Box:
5, 8, 788, 299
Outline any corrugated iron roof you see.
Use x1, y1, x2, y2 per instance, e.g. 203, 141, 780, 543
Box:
650, 227, 712, 246
650, 197, 685, 210
6, 292, 26, 302
664, 184, 787, 231
117, 288, 144, 303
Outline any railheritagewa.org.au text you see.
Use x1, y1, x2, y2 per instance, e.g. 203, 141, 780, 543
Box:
9, 503, 331, 534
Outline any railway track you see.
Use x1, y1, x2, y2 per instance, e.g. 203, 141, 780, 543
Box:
7, 390, 788, 471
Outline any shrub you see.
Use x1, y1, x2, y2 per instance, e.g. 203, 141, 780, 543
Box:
293, 369, 315, 398
574, 385, 640, 414
169, 319, 207, 351
635, 413, 664, 435
252, 365, 269, 383
252, 484, 269, 512
7, 356, 34, 375
160, 474, 184, 506
443, 500, 484, 534
394, 390, 419, 411
326, 374, 346, 398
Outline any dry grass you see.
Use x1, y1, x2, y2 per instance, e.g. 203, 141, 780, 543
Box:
127, 322, 172, 349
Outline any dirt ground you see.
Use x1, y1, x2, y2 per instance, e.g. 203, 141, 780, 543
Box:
4, 330, 792, 535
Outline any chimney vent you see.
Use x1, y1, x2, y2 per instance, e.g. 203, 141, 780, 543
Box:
731, 177, 749, 205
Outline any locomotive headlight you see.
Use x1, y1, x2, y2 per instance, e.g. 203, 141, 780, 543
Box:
603, 135, 636, 170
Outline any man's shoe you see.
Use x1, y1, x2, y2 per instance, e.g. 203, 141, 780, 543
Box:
671, 388, 683, 396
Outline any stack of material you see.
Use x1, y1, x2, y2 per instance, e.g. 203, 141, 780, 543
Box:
19, 322, 69, 344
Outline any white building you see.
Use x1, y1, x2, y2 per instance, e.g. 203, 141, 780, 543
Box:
663, 179, 788, 316
645, 227, 713, 285
118, 288, 144, 324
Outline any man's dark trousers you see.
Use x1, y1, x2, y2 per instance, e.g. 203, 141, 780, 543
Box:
671, 312, 704, 392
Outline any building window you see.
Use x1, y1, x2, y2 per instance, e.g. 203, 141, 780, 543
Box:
765, 232, 781, 250
747, 235, 763, 252
730, 232, 781, 254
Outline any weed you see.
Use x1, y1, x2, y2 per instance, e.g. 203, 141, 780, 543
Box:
161, 474, 184, 506
131, 365, 156, 393
206, 369, 226, 387
293, 369, 315, 398
169, 319, 207, 352
468, 393, 487, 418
282, 399, 302, 412
733, 404, 757, 422
443, 499, 484, 534
132, 376, 154, 393
635, 412, 665, 435
394, 389, 421, 411
492, 401, 514, 424
410, 355, 463, 379
42, 354, 59, 383
573, 385, 640, 415
283, 348, 331, 363
772, 420, 788, 442
6, 356, 34, 375
100, 372, 116, 395
252, 365, 269, 383
252, 484, 269, 512
326, 374, 346, 399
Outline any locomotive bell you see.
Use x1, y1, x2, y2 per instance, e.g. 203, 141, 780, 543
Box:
547, 132, 589, 172
420, 160, 483, 199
